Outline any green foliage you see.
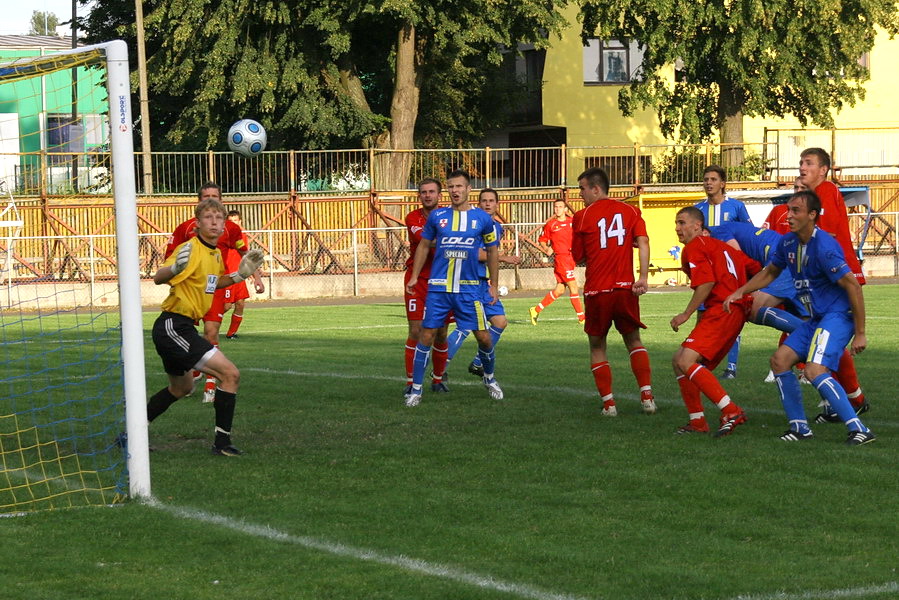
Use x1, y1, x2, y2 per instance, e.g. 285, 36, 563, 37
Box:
579, 0, 899, 142
652, 148, 771, 183
81, 0, 570, 151
28, 10, 60, 36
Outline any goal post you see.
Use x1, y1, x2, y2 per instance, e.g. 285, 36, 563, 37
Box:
0, 39, 150, 510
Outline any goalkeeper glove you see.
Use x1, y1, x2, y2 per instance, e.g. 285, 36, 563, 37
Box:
230, 248, 264, 283
170, 242, 192, 276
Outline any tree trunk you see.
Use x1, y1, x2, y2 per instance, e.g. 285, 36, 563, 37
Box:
374, 21, 423, 192
718, 84, 744, 169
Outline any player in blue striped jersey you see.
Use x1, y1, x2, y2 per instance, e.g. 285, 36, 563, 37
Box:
695, 165, 752, 379
444, 188, 521, 379
724, 191, 875, 445
404, 170, 503, 406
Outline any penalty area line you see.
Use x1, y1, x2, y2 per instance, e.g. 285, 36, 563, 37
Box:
146, 497, 594, 600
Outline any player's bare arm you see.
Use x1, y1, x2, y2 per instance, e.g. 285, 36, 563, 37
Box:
486, 245, 500, 304
837, 272, 867, 355
722, 264, 781, 312
633, 235, 650, 295
406, 239, 432, 295
478, 248, 520, 265
670, 281, 714, 332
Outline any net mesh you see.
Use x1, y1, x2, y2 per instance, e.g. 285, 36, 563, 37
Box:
0, 46, 127, 513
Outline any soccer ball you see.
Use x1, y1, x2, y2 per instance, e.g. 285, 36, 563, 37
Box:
498, 285, 509, 296
666, 277, 678, 287
227, 119, 267, 158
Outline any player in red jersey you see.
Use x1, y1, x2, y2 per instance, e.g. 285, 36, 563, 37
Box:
798, 148, 866, 285
670, 207, 761, 437
403, 178, 449, 394
529, 200, 585, 325
221, 210, 264, 340
164, 182, 264, 402
763, 178, 805, 235
571, 167, 655, 417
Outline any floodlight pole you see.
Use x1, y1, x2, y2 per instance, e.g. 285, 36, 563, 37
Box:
135, 0, 154, 194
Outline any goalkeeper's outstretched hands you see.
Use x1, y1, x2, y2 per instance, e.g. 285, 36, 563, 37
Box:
231, 248, 264, 283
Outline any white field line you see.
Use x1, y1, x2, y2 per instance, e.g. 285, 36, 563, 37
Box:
146, 498, 594, 600
147, 498, 896, 600
725, 581, 899, 600
240, 366, 899, 430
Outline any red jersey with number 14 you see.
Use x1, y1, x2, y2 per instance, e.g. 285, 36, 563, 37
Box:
572, 199, 647, 295
681, 236, 761, 307
538, 217, 574, 255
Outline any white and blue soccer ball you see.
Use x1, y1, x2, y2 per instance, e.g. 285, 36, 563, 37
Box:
227, 119, 267, 158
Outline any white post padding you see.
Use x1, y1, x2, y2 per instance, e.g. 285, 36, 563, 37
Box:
104, 40, 151, 499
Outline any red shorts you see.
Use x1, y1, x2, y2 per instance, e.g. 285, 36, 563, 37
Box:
583, 289, 645, 338
203, 288, 227, 323
224, 280, 250, 303
682, 303, 750, 369
404, 271, 429, 321
553, 254, 577, 284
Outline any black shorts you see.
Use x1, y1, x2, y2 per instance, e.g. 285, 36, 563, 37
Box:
152, 312, 216, 376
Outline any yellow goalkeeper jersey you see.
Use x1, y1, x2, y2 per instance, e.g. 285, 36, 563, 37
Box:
161, 237, 224, 321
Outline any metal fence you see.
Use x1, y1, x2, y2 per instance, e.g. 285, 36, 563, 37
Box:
0, 141, 804, 197
764, 127, 899, 180
7, 127, 899, 197
1, 214, 896, 309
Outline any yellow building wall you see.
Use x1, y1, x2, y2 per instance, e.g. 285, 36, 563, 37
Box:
743, 28, 899, 142
544, 8, 898, 154
542, 5, 664, 151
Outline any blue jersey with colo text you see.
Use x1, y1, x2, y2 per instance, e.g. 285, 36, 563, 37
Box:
769, 228, 852, 318
694, 197, 752, 236
423, 206, 498, 294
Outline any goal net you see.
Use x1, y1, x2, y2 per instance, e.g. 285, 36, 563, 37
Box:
0, 41, 149, 513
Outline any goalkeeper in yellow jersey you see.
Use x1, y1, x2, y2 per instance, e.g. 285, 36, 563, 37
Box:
148, 198, 264, 456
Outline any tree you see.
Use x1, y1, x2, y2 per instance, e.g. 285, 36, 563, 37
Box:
579, 0, 899, 165
29, 10, 60, 36
81, 0, 569, 187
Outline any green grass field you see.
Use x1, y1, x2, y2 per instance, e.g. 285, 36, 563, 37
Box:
1, 286, 897, 600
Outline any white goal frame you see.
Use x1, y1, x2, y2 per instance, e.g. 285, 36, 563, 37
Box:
1, 40, 151, 499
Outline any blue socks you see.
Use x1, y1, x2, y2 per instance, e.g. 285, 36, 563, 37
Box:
774, 370, 810, 434
477, 346, 496, 378
756, 307, 803, 333
472, 325, 504, 367
725, 336, 741, 372
411, 342, 431, 389
446, 328, 471, 362
811, 373, 868, 432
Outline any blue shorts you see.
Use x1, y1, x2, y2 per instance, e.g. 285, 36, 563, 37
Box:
785, 312, 853, 371
423, 290, 490, 331
480, 282, 505, 319
761, 271, 809, 318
